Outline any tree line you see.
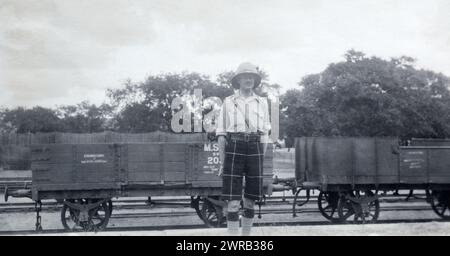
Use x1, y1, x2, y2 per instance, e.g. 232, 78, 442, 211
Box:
1, 50, 450, 145
281, 50, 450, 146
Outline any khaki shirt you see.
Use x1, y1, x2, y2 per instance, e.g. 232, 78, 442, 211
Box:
216, 91, 271, 143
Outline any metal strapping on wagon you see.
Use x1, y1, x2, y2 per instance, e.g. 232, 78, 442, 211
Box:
374, 138, 379, 190
159, 144, 164, 185
351, 139, 355, 190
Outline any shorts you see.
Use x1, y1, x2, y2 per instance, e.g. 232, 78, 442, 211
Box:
221, 138, 264, 201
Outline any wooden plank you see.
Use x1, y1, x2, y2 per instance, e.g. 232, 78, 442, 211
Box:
191, 180, 223, 187
354, 176, 387, 184
33, 172, 72, 184
193, 171, 222, 181
75, 175, 116, 183
163, 144, 187, 153
128, 172, 161, 182
376, 138, 399, 176
129, 172, 187, 183
32, 161, 117, 184
399, 176, 429, 184
354, 138, 376, 177
429, 176, 450, 184
321, 175, 400, 185
35, 171, 115, 184
318, 137, 353, 179
373, 175, 398, 184
427, 149, 450, 175
163, 162, 185, 172
31, 163, 115, 172
126, 151, 183, 162
125, 144, 161, 153
164, 171, 187, 182
42, 154, 116, 165
127, 162, 161, 172
34, 182, 120, 191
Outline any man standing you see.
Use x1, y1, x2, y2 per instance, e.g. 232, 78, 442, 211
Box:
216, 62, 271, 236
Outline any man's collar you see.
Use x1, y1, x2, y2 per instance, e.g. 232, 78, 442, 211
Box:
233, 90, 257, 101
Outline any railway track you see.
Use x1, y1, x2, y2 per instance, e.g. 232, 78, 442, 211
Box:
0, 191, 442, 235
0, 194, 436, 221
0, 194, 428, 214
1, 218, 448, 236
0, 205, 436, 224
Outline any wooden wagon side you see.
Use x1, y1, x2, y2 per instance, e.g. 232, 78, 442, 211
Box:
295, 137, 399, 191
294, 136, 450, 223
31, 142, 274, 198
30, 144, 121, 200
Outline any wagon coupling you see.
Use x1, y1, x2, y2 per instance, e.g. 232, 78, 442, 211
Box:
292, 188, 311, 217
273, 176, 296, 185
272, 176, 297, 193
270, 184, 293, 192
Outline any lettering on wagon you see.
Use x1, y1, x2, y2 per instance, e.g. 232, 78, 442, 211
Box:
403, 157, 424, 169
407, 151, 424, 155
203, 143, 220, 174
81, 154, 107, 164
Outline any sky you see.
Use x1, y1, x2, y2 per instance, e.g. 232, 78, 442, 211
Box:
1, 0, 450, 108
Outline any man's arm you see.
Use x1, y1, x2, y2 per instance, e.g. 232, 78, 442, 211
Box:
218, 135, 226, 176
260, 97, 271, 155
216, 100, 227, 176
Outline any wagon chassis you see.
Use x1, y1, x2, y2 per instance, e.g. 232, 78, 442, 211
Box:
5, 185, 234, 231
292, 184, 450, 224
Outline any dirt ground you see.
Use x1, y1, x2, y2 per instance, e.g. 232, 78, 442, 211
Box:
19, 222, 450, 236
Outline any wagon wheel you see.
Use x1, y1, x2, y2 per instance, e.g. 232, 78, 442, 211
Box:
337, 193, 355, 223
318, 191, 340, 222
430, 190, 450, 220
61, 199, 112, 231
61, 199, 83, 231
89, 199, 112, 231
337, 190, 380, 224
107, 200, 113, 215
194, 197, 225, 228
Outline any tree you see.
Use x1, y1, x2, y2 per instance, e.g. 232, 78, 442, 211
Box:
107, 72, 235, 132
57, 101, 114, 133
0, 107, 63, 133
282, 50, 450, 141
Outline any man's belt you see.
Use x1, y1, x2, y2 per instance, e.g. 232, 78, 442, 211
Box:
227, 133, 261, 142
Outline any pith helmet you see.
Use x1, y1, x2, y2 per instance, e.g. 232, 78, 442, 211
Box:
231, 62, 262, 89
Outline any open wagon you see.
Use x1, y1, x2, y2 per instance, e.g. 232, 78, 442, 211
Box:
5, 133, 274, 231
294, 137, 450, 223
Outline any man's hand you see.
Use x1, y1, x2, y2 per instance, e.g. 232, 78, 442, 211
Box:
260, 135, 270, 156
262, 142, 268, 155
218, 136, 226, 176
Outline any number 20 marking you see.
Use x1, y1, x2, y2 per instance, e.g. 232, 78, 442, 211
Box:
207, 156, 219, 164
